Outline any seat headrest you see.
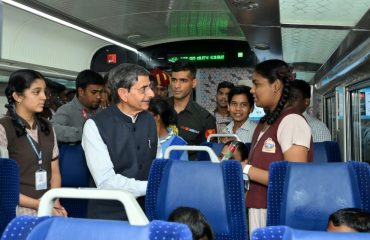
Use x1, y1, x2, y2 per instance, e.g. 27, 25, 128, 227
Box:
252, 226, 370, 240
158, 160, 229, 232
284, 226, 370, 240
313, 142, 329, 162
58, 143, 90, 187
26, 218, 192, 240
0, 158, 19, 234
198, 142, 224, 161
282, 163, 361, 230
147, 159, 247, 240
313, 141, 341, 163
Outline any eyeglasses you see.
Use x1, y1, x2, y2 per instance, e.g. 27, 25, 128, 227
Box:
131, 85, 152, 94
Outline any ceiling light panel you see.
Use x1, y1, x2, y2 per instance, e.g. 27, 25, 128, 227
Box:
280, 0, 370, 26
33, 0, 244, 46
36, 0, 229, 19
282, 28, 349, 63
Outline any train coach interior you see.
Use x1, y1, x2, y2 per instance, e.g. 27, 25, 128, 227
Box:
0, 0, 369, 160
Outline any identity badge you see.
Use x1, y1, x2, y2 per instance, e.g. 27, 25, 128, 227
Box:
262, 137, 276, 153
35, 169, 47, 190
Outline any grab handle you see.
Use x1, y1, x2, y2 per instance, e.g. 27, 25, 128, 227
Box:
38, 188, 149, 225
207, 133, 241, 142
164, 145, 220, 163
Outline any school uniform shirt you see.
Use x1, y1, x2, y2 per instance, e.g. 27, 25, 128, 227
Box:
0, 116, 58, 199
158, 128, 188, 160
223, 119, 257, 143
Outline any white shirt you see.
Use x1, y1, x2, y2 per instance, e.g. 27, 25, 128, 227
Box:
82, 119, 147, 198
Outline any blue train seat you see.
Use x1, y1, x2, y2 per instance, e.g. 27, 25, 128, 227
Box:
1, 216, 50, 240
58, 143, 90, 187
1, 188, 157, 240
198, 141, 224, 160
166, 145, 219, 162
28, 218, 192, 240
1, 216, 192, 240
267, 161, 370, 230
313, 141, 341, 162
252, 225, 370, 240
0, 158, 19, 235
58, 143, 90, 218
245, 142, 251, 156
146, 159, 247, 240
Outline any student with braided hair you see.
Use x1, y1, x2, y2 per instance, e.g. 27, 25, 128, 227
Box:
0, 69, 67, 217
149, 96, 188, 160
242, 60, 313, 233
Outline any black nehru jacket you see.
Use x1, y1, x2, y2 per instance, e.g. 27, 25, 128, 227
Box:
87, 105, 157, 220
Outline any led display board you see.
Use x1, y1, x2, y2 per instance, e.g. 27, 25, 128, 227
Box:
168, 53, 225, 63
139, 40, 255, 68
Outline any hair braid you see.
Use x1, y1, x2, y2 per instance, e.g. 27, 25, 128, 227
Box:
35, 113, 51, 135
259, 64, 294, 125
5, 86, 26, 136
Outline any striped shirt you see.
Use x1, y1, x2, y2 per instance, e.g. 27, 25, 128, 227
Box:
214, 111, 232, 134
303, 112, 331, 142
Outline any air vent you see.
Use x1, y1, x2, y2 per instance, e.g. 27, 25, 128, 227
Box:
127, 34, 142, 40
232, 0, 259, 10
254, 43, 270, 50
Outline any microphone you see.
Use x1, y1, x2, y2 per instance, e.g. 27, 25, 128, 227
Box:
222, 141, 238, 161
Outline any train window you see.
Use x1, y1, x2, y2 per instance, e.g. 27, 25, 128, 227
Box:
249, 105, 265, 121
349, 87, 370, 164
324, 95, 336, 141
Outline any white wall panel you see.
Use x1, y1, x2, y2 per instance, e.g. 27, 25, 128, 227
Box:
1, 5, 109, 72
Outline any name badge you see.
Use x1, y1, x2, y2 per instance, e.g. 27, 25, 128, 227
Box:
262, 137, 276, 153
35, 169, 47, 191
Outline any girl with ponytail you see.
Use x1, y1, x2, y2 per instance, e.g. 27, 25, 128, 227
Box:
242, 60, 313, 233
0, 69, 67, 217
149, 96, 188, 160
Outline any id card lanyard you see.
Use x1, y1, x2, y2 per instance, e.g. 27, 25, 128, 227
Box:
25, 132, 47, 191
81, 109, 96, 120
